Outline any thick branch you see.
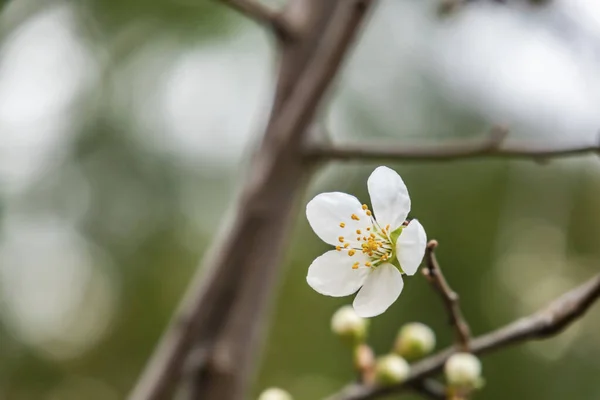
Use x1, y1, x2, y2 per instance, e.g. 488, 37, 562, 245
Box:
305, 128, 600, 163
423, 240, 471, 350
326, 273, 600, 400
128, 1, 375, 400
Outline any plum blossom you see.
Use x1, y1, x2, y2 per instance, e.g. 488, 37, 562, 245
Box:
306, 166, 427, 318
444, 352, 483, 388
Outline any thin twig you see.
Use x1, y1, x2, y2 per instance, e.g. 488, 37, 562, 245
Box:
305, 127, 600, 163
423, 240, 471, 351
220, 0, 293, 39
325, 273, 600, 400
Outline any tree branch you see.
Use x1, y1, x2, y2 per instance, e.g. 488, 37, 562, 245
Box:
128, 1, 376, 400
326, 273, 600, 400
422, 240, 471, 351
305, 127, 600, 163
220, 0, 293, 39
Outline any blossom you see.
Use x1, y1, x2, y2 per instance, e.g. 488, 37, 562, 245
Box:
394, 322, 436, 360
444, 352, 482, 388
331, 305, 369, 342
374, 354, 410, 385
306, 166, 427, 318
257, 388, 293, 400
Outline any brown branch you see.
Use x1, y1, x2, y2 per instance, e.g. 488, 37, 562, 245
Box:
422, 240, 471, 351
128, 1, 376, 400
220, 0, 293, 39
305, 127, 600, 163
326, 273, 600, 400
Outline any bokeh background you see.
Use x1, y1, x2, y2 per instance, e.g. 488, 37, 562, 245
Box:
1, 0, 600, 398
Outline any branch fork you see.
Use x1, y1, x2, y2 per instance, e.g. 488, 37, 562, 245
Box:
220, 0, 297, 41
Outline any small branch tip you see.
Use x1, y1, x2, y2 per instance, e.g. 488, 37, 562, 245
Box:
423, 242, 472, 352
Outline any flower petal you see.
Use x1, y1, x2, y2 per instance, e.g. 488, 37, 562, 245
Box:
396, 219, 427, 276
306, 192, 372, 247
352, 263, 404, 317
307, 250, 370, 297
367, 166, 411, 231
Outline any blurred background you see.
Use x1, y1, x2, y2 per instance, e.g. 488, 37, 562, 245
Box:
1, 0, 600, 398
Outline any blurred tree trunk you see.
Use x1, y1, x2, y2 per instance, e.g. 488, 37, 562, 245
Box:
128, 1, 375, 400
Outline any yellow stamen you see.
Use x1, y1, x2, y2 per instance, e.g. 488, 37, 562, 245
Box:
338, 236, 344, 243
366, 210, 372, 216
339, 222, 346, 228
344, 243, 349, 248
366, 227, 371, 231
362, 204, 368, 210
386, 224, 390, 232
352, 262, 359, 270
356, 229, 361, 234
362, 238, 380, 254
336, 246, 341, 251
356, 237, 361, 241
348, 249, 356, 256
365, 262, 372, 267
351, 214, 360, 221
370, 233, 376, 238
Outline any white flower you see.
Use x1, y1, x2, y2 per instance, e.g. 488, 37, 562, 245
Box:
306, 166, 427, 318
257, 387, 293, 400
444, 353, 482, 388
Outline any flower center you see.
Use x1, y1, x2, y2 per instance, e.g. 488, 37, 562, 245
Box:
336, 204, 397, 270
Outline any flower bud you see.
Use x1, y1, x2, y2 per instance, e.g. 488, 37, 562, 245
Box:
353, 343, 375, 373
374, 355, 410, 385
331, 305, 368, 343
444, 353, 482, 388
257, 388, 293, 400
394, 322, 436, 360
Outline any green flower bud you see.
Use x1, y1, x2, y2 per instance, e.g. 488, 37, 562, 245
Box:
331, 305, 368, 343
374, 355, 410, 385
444, 353, 482, 389
257, 388, 293, 400
394, 322, 436, 360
